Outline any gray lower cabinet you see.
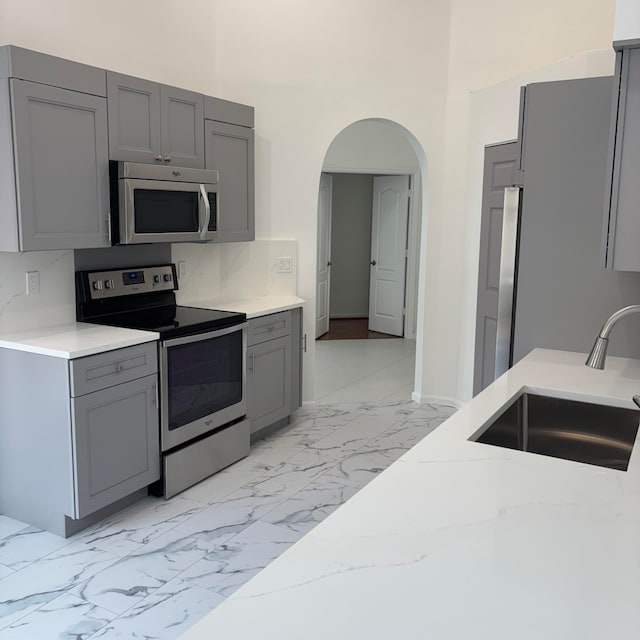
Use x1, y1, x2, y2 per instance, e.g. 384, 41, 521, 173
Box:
0, 342, 159, 537
0, 78, 110, 251
107, 71, 205, 168
205, 119, 255, 241
247, 308, 302, 436
604, 47, 640, 271
72, 374, 159, 518
248, 336, 291, 434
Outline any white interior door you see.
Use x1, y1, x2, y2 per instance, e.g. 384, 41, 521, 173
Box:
369, 175, 409, 336
316, 173, 332, 338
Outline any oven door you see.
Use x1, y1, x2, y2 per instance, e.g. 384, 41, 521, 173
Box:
120, 178, 218, 244
160, 323, 247, 451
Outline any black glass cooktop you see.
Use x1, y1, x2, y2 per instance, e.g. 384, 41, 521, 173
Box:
89, 305, 246, 339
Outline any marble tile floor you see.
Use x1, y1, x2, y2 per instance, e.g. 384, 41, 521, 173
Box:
314, 337, 417, 403
0, 400, 456, 640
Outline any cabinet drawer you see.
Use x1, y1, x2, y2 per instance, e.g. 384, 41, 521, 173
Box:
247, 311, 291, 346
70, 342, 157, 397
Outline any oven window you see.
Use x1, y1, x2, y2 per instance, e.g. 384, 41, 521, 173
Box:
134, 189, 199, 233
166, 331, 243, 431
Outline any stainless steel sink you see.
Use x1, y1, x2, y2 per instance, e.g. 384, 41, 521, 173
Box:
470, 393, 640, 471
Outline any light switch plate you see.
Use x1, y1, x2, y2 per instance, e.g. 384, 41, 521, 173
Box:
26, 271, 39, 295
276, 257, 293, 273
177, 261, 187, 279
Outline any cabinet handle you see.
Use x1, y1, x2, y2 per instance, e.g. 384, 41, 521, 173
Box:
104, 213, 111, 243
114, 363, 123, 373
155, 155, 163, 162
164, 156, 172, 163
248, 353, 254, 373
268, 325, 275, 332
152, 383, 158, 407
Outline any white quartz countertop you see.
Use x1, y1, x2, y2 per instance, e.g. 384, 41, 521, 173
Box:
181, 295, 305, 318
182, 349, 640, 639
0, 323, 158, 359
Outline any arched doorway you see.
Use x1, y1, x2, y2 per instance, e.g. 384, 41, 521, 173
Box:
314, 118, 428, 403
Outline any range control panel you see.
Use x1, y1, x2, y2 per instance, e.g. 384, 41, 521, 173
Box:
86, 265, 177, 299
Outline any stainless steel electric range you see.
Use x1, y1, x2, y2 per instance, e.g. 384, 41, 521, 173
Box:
76, 263, 249, 498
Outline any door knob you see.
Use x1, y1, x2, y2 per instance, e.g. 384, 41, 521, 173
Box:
370, 260, 377, 266
327, 261, 332, 267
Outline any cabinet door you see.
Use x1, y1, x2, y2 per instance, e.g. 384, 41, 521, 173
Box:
205, 120, 255, 242
160, 85, 204, 168
106, 72, 162, 163
10, 79, 110, 250
605, 49, 640, 271
247, 336, 291, 434
71, 374, 160, 518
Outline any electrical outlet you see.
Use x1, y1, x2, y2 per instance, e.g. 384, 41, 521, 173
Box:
26, 271, 39, 295
178, 261, 187, 279
276, 257, 293, 273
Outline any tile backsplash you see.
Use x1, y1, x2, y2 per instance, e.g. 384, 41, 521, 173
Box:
0, 240, 297, 334
0, 250, 75, 333
172, 240, 298, 304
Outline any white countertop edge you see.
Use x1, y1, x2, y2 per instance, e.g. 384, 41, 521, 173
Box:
179, 295, 305, 318
0, 323, 159, 359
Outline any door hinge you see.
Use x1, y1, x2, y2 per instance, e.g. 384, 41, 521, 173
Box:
303, 333, 308, 353
402, 307, 406, 316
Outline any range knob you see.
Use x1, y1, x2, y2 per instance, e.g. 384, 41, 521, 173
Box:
105, 279, 115, 289
153, 275, 161, 284
163, 273, 172, 282
92, 280, 103, 291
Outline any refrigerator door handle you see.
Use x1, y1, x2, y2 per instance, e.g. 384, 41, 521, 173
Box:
495, 186, 520, 379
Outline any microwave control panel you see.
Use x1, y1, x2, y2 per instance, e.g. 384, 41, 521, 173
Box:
84, 265, 177, 300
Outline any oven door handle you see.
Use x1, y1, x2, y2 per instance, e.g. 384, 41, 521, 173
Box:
162, 322, 248, 349
199, 184, 211, 241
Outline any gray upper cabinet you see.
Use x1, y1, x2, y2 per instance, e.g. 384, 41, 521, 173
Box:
160, 85, 205, 168
107, 72, 204, 168
1, 79, 110, 251
603, 48, 640, 271
107, 72, 162, 163
205, 119, 255, 242
0, 45, 109, 252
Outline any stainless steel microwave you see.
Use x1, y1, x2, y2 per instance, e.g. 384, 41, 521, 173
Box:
111, 161, 219, 244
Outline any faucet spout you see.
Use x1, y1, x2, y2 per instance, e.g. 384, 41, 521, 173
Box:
585, 305, 640, 369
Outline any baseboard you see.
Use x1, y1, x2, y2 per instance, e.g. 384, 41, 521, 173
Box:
411, 392, 464, 409
302, 400, 317, 407
329, 315, 368, 319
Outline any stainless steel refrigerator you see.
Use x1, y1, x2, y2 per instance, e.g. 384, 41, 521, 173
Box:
474, 75, 640, 395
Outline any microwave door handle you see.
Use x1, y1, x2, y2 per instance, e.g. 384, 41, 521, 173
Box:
199, 184, 211, 241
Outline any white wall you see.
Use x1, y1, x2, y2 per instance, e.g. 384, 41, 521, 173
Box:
0, 0, 618, 404
0, 0, 450, 403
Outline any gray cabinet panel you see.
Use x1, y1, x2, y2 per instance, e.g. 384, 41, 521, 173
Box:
160, 85, 204, 168
605, 48, 640, 271
205, 120, 255, 241
290, 307, 302, 412
10, 79, 110, 250
248, 336, 291, 434
204, 95, 254, 128
72, 373, 160, 518
107, 72, 162, 163
0, 45, 106, 96
247, 310, 290, 346
70, 342, 157, 397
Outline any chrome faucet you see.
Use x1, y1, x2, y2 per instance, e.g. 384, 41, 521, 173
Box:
585, 305, 640, 369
